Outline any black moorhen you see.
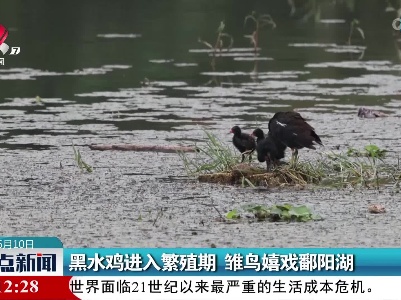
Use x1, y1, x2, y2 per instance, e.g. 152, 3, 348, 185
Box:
230, 126, 256, 162
252, 128, 287, 170
268, 112, 323, 163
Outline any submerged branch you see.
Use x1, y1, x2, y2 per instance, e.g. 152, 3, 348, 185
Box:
89, 144, 198, 153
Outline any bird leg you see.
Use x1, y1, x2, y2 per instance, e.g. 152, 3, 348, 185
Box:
266, 160, 271, 171
248, 149, 254, 163
241, 150, 254, 164
265, 155, 275, 172
290, 148, 299, 166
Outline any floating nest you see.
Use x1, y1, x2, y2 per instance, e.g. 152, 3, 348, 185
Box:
198, 163, 318, 187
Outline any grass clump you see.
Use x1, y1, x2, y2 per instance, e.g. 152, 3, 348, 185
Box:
227, 204, 322, 222
199, 21, 233, 71
178, 130, 323, 187
244, 11, 276, 54
323, 146, 398, 189
35, 95, 44, 105
347, 19, 365, 46
179, 130, 238, 174
178, 130, 401, 189
73, 144, 93, 173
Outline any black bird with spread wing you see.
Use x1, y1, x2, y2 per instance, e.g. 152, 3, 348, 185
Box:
268, 112, 323, 163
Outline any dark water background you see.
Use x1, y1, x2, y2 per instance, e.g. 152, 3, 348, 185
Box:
0, 0, 400, 247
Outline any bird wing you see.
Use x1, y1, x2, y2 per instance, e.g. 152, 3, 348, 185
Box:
241, 133, 256, 149
269, 112, 322, 148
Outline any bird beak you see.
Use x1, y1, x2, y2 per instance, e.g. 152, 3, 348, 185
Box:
229, 130, 233, 134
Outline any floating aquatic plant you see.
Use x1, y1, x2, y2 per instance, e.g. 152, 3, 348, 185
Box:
226, 203, 322, 222
346, 145, 387, 159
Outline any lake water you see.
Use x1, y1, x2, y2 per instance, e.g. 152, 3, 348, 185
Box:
1, 0, 401, 247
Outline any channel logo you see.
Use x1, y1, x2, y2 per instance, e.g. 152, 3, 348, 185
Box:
392, 18, 401, 31
0, 24, 21, 58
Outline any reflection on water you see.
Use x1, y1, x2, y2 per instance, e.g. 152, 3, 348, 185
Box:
0, 65, 131, 80
97, 34, 142, 39
1, 0, 401, 161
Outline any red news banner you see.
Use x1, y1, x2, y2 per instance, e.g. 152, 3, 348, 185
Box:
0, 276, 77, 299
0, 237, 77, 299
